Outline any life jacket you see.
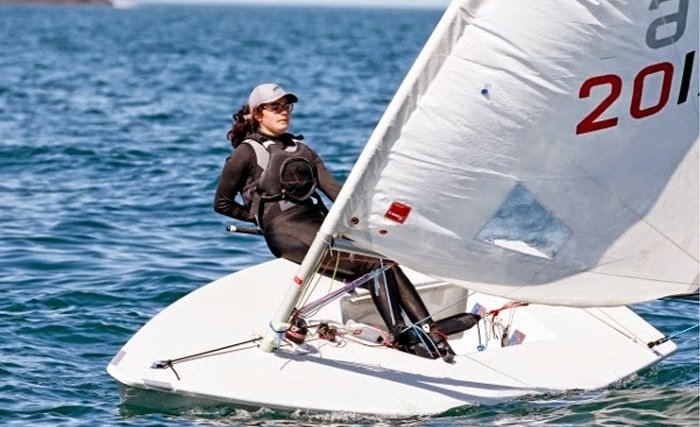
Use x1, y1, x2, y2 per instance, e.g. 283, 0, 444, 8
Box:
241, 133, 325, 229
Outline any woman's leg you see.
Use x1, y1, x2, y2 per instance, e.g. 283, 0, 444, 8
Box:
389, 265, 431, 326
263, 212, 446, 356
318, 252, 404, 332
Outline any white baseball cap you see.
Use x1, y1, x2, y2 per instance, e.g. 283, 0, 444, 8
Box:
247, 83, 298, 110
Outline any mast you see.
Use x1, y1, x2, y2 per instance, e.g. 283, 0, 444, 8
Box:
259, 0, 464, 352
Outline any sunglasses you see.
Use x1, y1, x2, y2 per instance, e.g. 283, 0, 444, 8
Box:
262, 103, 294, 114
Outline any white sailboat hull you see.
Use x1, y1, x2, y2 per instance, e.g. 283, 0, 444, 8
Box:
107, 259, 675, 417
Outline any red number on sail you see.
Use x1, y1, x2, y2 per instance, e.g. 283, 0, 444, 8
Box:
630, 62, 673, 119
575, 74, 622, 135
576, 54, 694, 135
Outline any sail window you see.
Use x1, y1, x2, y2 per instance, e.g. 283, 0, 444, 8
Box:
476, 183, 570, 260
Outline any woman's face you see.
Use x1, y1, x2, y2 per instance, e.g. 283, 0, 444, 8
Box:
255, 100, 294, 137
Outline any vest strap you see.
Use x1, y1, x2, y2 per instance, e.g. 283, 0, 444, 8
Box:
242, 138, 273, 169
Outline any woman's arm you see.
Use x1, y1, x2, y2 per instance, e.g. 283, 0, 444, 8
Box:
314, 153, 342, 202
213, 144, 258, 223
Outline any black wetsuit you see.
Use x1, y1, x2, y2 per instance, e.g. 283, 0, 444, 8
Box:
214, 132, 432, 336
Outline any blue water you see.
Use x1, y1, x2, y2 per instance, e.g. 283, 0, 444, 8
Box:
0, 3, 697, 426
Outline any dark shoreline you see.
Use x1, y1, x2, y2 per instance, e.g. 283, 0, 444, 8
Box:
0, 0, 112, 4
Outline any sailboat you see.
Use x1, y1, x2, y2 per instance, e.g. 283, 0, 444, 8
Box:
110, 0, 139, 9
107, 0, 699, 417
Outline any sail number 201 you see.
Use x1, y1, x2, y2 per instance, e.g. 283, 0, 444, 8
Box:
575, 0, 694, 135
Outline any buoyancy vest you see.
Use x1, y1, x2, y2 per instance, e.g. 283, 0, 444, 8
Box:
241, 133, 325, 229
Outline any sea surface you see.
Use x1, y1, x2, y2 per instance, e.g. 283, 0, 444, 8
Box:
0, 3, 697, 426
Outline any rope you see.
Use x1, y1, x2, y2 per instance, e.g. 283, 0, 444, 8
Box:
296, 247, 331, 310
476, 322, 486, 351
300, 252, 344, 318
297, 265, 391, 316
151, 336, 262, 380
647, 323, 700, 348
485, 301, 528, 318
483, 301, 528, 341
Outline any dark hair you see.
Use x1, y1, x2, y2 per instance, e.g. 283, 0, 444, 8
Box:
227, 104, 259, 148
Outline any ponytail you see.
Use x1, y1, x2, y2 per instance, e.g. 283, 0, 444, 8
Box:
226, 104, 257, 148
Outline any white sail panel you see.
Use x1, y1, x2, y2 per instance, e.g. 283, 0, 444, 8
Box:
324, 0, 699, 306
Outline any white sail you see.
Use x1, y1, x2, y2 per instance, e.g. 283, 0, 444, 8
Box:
322, 0, 699, 306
